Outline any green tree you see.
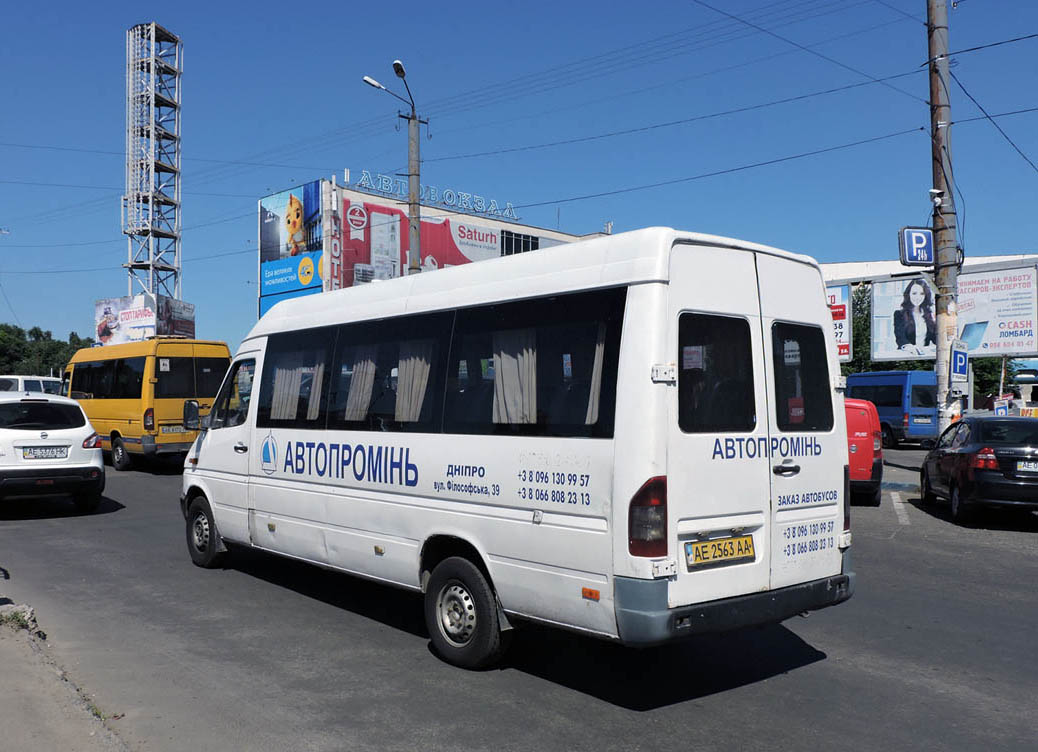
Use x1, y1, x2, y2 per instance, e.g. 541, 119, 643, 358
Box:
0, 322, 93, 376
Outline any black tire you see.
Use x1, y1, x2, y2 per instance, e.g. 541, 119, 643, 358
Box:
949, 485, 973, 525
920, 469, 937, 506
869, 486, 882, 507
73, 491, 102, 514
881, 425, 898, 450
111, 437, 133, 471
424, 556, 506, 669
186, 496, 225, 568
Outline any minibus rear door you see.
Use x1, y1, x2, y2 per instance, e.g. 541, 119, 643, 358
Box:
666, 243, 772, 607
756, 254, 846, 590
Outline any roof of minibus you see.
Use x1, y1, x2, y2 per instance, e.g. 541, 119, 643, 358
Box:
247, 227, 820, 341
68, 339, 230, 363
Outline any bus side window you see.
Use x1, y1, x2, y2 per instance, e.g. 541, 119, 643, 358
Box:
256, 327, 336, 430
444, 287, 624, 438
327, 312, 451, 433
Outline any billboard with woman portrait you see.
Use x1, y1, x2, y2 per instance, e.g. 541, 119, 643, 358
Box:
871, 277, 938, 361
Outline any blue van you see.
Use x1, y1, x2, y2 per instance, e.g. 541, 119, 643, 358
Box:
845, 370, 938, 447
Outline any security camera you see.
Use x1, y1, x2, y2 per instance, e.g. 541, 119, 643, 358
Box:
928, 188, 944, 196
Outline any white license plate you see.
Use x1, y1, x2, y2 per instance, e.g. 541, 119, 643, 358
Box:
22, 446, 68, 460
160, 425, 187, 434
914, 416, 932, 424
1017, 460, 1038, 473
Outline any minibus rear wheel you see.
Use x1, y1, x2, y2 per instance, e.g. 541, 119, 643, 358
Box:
111, 437, 133, 471
186, 496, 225, 568
425, 556, 506, 669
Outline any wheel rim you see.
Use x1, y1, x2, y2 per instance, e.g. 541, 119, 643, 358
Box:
436, 581, 476, 646
192, 511, 210, 552
115, 443, 124, 462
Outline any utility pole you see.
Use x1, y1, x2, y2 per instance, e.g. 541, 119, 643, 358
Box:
402, 103, 425, 275
928, 0, 960, 433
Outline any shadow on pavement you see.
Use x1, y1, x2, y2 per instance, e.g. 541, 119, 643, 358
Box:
103, 452, 185, 476
906, 494, 1038, 532
224, 545, 825, 707
884, 458, 922, 472
0, 495, 125, 521
502, 621, 825, 710
224, 545, 428, 638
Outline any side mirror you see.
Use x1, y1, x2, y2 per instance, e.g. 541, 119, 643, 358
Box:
183, 400, 201, 431
921, 439, 936, 450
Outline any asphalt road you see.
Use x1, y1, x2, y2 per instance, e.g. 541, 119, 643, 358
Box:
1, 457, 1036, 752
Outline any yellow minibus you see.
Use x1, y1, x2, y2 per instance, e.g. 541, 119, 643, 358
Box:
65, 338, 230, 469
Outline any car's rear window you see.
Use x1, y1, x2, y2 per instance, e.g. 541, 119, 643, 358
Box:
155, 357, 231, 399
41, 380, 63, 395
979, 420, 1038, 445
0, 402, 86, 430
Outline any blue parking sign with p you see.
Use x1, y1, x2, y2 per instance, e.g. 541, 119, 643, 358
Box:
899, 227, 934, 266
950, 339, 968, 383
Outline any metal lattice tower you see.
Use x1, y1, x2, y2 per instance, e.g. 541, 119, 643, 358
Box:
123, 23, 182, 297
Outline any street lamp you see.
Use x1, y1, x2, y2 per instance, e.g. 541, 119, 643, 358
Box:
363, 60, 426, 276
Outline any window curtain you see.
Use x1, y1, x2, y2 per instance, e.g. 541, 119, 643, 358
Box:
343, 345, 378, 421
585, 323, 606, 425
270, 352, 303, 420
395, 339, 434, 422
492, 328, 536, 424
305, 363, 325, 421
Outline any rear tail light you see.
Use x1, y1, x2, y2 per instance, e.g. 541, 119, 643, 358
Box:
843, 464, 851, 533
873, 430, 882, 453
143, 408, 154, 431
82, 432, 102, 449
972, 447, 998, 470
903, 412, 909, 429
628, 476, 667, 557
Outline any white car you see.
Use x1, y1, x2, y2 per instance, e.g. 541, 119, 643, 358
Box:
0, 392, 105, 512
0, 375, 63, 394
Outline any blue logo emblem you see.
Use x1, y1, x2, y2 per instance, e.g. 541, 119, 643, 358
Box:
260, 434, 278, 475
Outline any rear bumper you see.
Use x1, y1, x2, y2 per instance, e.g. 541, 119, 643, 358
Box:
965, 473, 1038, 509
106, 434, 193, 456
0, 465, 105, 498
851, 457, 883, 494
614, 554, 855, 646
141, 434, 194, 455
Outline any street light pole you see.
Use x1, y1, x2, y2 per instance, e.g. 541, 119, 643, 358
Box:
363, 60, 426, 276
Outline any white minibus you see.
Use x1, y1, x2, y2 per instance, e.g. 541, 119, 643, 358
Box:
181, 227, 854, 668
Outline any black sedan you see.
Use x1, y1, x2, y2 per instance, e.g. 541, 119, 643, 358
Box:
920, 416, 1038, 523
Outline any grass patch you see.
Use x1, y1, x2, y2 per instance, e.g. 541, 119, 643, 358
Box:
0, 610, 30, 630
87, 702, 106, 721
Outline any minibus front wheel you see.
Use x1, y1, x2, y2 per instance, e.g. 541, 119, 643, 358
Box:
425, 556, 507, 670
186, 495, 225, 569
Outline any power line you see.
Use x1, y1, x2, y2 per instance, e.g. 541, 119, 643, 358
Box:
511, 126, 927, 210
0, 180, 256, 198
426, 70, 923, 163
0, 210, 257, 248
0, 276, 22, 326
5, 106, 1035, 260
871, 0, 924, 25
0, 141, 340, 172
692, 0, 928, 105
949, 70, 1038, 173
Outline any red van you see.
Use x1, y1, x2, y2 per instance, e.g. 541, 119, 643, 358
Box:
846, 398, 883, 505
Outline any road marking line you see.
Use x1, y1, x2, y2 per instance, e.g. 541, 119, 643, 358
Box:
890, 491, 911, 526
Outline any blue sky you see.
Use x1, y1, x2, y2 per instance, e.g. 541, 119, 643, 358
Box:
1, 0, 1036, 350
